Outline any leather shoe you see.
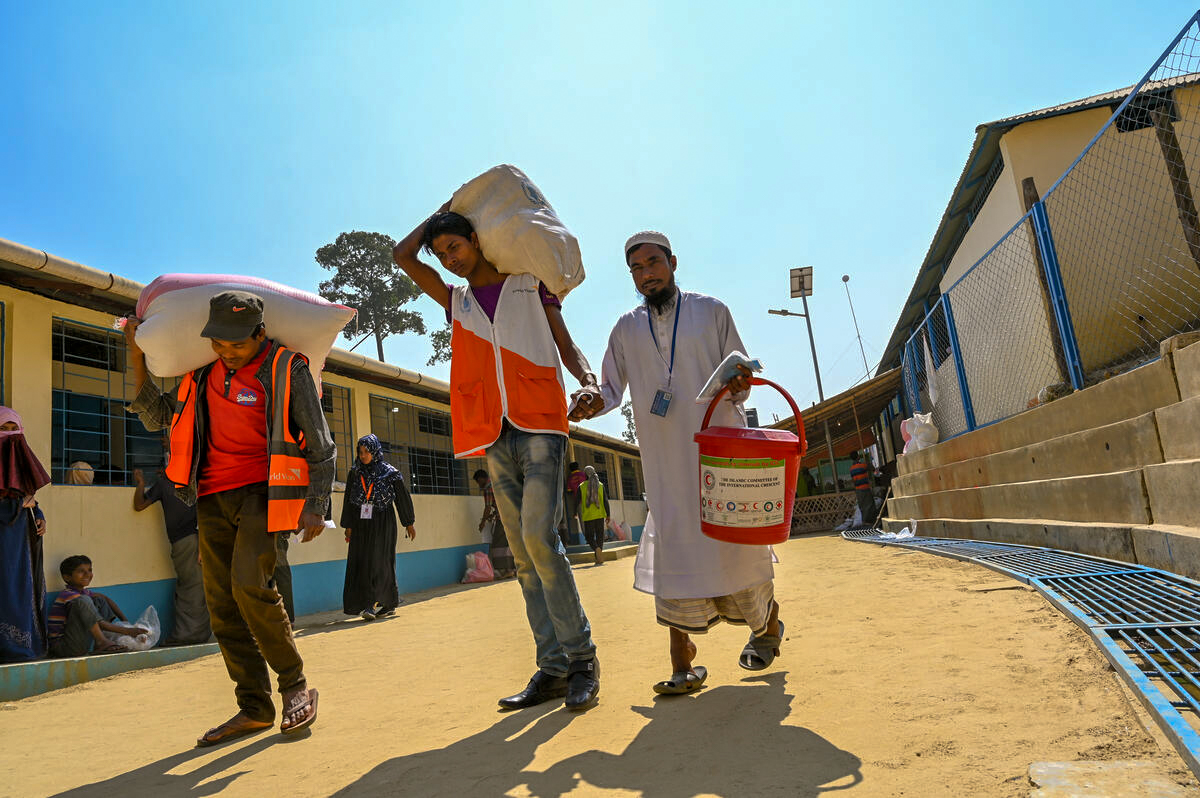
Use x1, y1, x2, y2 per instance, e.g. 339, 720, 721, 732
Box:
565, 658, 600, 711
498, 670, 568, 710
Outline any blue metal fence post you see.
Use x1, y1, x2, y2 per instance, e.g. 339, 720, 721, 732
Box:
904, 338, 923, 414
941, 295, 977, 431
1030, 200, 1086, 390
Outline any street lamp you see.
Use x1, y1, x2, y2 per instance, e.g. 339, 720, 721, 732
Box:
768, 266, 838, 492
841, 274, 870, 378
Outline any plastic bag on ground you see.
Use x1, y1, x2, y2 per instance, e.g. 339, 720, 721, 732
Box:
103, 605, 161, 651
450, 165, 584, 298
834, 506, 863, 531
132, 274, 356, 388
695, 352, 763, 404
462, 551, 495, 583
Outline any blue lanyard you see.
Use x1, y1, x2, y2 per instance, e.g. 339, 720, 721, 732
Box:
647, 292, 682, 383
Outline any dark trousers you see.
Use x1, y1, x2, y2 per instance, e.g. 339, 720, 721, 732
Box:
855, 489, 876, 525
275, 534, 295, 623
167, 534, 211, 644
582, 518, 606, 551
197, 483, 305, 722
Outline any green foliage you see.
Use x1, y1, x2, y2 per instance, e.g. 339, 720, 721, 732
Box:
620, 400, 638, 444
427, 322, 452, 366
316, 231, 426, 360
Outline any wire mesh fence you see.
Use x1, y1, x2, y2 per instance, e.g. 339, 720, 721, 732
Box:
1044, 27, 1200, 379
901, 12, 1200, 440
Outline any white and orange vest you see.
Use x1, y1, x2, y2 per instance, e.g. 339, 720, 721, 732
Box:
449, 273, 569, 458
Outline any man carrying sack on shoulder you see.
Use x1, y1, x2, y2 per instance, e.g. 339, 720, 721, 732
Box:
124, 290, 334, 746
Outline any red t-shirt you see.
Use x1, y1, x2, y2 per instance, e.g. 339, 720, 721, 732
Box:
198, 345, 270, 496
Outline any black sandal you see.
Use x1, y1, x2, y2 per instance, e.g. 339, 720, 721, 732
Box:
739, 620, 785, 671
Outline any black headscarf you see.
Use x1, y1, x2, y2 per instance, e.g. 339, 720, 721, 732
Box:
346, 434, 403, 508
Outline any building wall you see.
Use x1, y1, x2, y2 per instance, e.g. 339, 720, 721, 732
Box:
926, 92, 1200, 431
4, 284, 645, 633
940, 157, 1026, 291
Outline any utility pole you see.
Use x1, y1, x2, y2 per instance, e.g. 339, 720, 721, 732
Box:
768, 265, 839, 491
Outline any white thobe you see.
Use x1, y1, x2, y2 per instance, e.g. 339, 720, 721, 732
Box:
597, 290, 775, 599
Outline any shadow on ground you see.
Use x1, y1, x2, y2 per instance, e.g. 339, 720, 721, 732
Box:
336, 672, 861, 798
51, 732, 297, 797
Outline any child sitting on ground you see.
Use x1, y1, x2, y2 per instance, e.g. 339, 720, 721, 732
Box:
47, 555, 145, 657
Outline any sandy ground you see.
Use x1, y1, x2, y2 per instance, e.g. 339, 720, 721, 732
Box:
3, 533, 1199, 797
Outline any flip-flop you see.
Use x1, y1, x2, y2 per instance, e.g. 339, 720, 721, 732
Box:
653, 666, 708, 695
280, 688, 319, 735
196, 713, 273, 748
739, 620, 785, 671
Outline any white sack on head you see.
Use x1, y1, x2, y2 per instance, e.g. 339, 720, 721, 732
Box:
450, 165, 584, 298
134, 274, 356, 388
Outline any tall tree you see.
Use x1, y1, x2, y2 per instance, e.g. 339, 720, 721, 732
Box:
427, 322, 452, 366
620, 400, 638, 444
316, 231, 426, 361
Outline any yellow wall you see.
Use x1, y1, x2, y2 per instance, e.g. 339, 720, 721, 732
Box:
928, 89, 1200, 429
940, 158, 1026, 290
4, 284, 645, 589
1000, 98, 1200, 372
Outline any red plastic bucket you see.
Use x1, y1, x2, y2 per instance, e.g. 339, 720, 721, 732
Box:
694, 378, 808, 545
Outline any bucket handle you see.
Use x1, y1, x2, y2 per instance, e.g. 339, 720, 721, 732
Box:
701, 377, 807, 456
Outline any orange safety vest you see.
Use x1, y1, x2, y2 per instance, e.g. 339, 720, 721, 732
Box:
165, 344, 311, 533
448, 273, 569, 458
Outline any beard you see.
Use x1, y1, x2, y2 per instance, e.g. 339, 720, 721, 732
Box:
642, 278, 677, 312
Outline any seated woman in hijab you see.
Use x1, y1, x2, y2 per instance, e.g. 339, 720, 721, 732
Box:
0, 407, 51, 661
340, 434, 417, 621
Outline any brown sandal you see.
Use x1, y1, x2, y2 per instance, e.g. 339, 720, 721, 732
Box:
196, 712, 273, 748
280, 688, 319, 735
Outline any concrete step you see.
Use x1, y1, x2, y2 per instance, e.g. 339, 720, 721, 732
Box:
566, 541, 638, 565
1143, 458, 1200, 528
878, 516, 1200, 584
893, 410, 1164, 498
1154, 394, 1200, 462
1175, 338, 1200, 400
898, 356, 1179, 477
887, 468, 1150, 526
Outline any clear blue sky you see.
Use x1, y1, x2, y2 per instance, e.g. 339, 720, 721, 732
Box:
3, 0, 1196, 438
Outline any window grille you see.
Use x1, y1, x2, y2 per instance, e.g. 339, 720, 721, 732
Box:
619, 456, 645, 501
368, 394, 485, 495
322, 383, 354, 482
572, 445, 614, 497
51, 318, 178, 486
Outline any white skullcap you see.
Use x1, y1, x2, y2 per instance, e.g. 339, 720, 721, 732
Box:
624, 231, 672, 258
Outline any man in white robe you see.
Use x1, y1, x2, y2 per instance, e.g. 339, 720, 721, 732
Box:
570, 231, 784, 695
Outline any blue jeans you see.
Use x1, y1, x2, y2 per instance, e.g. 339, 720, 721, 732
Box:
487, 425, 596, 676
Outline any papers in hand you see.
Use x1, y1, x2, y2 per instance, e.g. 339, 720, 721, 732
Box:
695, 352, 763, 403
567, 390, 598, 418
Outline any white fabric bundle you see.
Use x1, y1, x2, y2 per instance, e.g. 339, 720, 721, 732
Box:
450, 165, 585, 298
134, 274, 356, 387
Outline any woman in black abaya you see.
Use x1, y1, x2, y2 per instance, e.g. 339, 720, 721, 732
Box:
340, 434, 417, 620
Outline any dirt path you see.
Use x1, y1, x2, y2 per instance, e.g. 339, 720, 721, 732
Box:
3, 533, 1197, 797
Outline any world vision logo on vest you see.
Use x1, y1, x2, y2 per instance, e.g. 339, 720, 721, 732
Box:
270, 466, 305, 484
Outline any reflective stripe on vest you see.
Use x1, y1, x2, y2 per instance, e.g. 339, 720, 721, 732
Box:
165, 372, 198, 488
164, 345, 311, 533
448, 274, 568, 458
266, 347, 310, 532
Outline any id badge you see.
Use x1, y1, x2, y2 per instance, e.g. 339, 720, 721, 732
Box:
650, 387, 673, 417
360, 504, 374, 520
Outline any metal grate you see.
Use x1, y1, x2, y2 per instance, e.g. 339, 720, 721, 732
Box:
843, 530, 1200, 774
1110, 626, 1200, 715
977, 549, 1148, 579
1039, 572, 1200, 625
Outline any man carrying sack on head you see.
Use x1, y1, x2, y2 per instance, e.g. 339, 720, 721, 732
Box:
124, 290, 334, 746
